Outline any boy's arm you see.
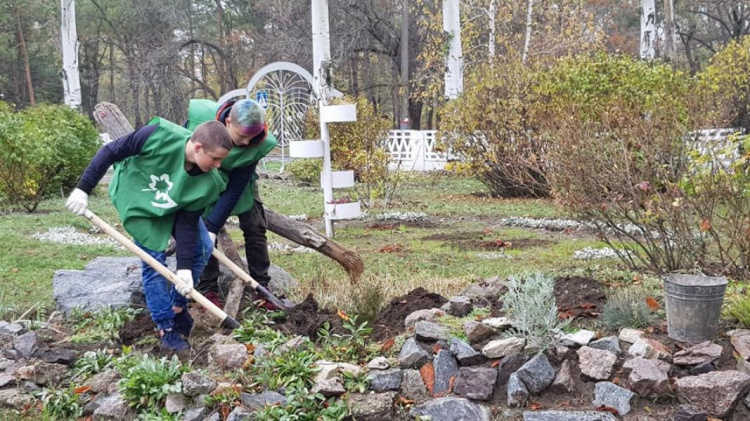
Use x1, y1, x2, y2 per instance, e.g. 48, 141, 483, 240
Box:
75, 124, 158, 194
204, 162, 258, 234
172, 208, 204, 270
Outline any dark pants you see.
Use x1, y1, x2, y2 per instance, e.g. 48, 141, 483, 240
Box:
199, 199, 271, 293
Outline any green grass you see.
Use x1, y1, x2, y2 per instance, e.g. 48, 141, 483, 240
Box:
0, 173, 622, 317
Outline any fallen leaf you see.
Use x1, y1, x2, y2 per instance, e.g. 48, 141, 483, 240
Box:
73, 386, 91, 394
528, 401, 544, 410
645, 326, 655, 334
644, 406, 652, 414
337, 309, 350, 321
596, 405, 620, 416
490, 360, 501, 368
645, 297, 660, 310
700, 219, 712, 232
580, 302, 596, 310
381, 338, 395, 352
396, 395, 415, 406
419, 363, 435, 395
557, 310, 576, 320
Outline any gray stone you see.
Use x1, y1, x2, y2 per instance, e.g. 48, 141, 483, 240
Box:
560, 329, 596, 347
507, 372, 529, 408
674, 341, 722, 366
405, 308, 446, 329
13, 331, 38, 358
619, 328, 645, 343
433, 350, 458, 395
588, 336, 621, 355
0, 321, 25, 335
367, 368, 402, 392
410, 396, 491, 421
209, 344, 248, 370
165, 393, 187, 414
0, 388, 34, 410
592, 381, 636, 415
578, 346, 617, 380
453, 367, 497, 401
463, 321, 497, 344
550, 360, 576, 394
449, 338, 486, 366
367, 356, 390, 370
730, 329, 750, 361
482, 337, 525, 358
182, 371, 218, 397
628, 338, 672, 361
203, 412, 221, 421
240, 391, 287, 410
17, 362, 67, 387
496, 354, 528, 392
448, 296, 473, 317
311, 377, 345, 397
47, 311, 65, 326
0, 373, 15, 388
277, 336, 308, 353
690, 361, 715, 375
515, 353, 556, 394
398, 337, 429, 369
673, 404, 708, 421
675, 370, 750, 418
415, 321, 451, 342
522, 411, 618, 421
92, 392, 134, 420
400, 369, 429, 402
459, 276, 507, 304
622, 357, 671, 398
481, 317, 513, 329
183, 407, 208, 421
86, 369, 120, 394
226, 406, 254, 421
348, 392, 396, 421
54, 256, 146, 313
33, 348, 77, 365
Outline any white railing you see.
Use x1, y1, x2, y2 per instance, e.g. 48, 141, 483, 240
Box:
386, 130, 455, 171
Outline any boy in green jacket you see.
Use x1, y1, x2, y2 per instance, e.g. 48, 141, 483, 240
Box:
66, 119, 233, 352
185, 98, 278, 310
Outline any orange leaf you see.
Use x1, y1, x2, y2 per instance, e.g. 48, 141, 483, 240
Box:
596, 406, 620, 416
73, 386, 91, 394
558, 310, 575, 320
700, 219, 712, 232
490, 360, 501, 368
337, 309, 350, 322
645, 297, 660, 310
529, 401, 544, 410
396, 395, 415, 406
419, 363, 435, 395
380, 338, 395, 352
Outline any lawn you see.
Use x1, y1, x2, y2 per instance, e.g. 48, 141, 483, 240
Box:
0, 171, 627, 321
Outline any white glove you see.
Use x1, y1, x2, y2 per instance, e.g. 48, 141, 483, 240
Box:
175, 269, 194, 297
66, 188, 89, 216
208, 232, 217, 246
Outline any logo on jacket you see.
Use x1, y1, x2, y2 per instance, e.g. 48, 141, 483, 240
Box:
144, 174, 178, 209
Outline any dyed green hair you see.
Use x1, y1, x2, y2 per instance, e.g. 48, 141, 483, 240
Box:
229, 99, 266, 129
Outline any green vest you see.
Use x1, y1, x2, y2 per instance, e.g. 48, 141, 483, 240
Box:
186, 99, 278, 215
109, 117, 227, 250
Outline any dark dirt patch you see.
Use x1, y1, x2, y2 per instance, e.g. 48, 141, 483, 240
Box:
370, 287, 448, 341
119, 311, 157, 346
274, 294, 344, 340
422, 231, 552, 251
554, 276, 607, 319
367, 220, 437, 230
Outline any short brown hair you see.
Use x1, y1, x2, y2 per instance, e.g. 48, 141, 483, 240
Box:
191, 121, 233, 152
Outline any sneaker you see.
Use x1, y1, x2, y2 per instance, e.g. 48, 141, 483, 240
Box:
173, 309, 194, 339
204, 291, 224, 309
160, 329, 189, 352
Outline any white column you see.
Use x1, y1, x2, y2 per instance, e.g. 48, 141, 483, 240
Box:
60, 0, 81, 109
443, 0, 463, 99
640, 0, 656, 60
312, 0, 335, 236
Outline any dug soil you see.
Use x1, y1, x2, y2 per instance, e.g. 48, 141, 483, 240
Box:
553, 276, 607, 320
422, 231, 552, 251
274, 294, 345, 339
369, 287, 448, 341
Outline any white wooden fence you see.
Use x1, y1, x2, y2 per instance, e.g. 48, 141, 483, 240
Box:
385, 130, 454, 171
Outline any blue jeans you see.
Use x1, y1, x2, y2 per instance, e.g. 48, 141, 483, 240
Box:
137, 220, 213, 331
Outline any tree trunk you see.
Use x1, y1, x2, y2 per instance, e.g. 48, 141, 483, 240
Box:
488, 0, 496, 59
400, 0, 409, 123
522, 0, 534, 64
16, 8, 35, 106
363, 52, 375, 106
443, 0, 463, 99
61, 0, 82, 109
663, 0, 676, 61
265, 209, 363, 284
213, 0, 229, 93
640, 0, 656, 60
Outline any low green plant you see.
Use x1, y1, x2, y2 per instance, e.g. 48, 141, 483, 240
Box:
203, 387, 241, 412
69, 306, 141, 344
286, 158, 323, 186
317, 313, 373, 363
341, 370, 370, 393
255, 386, 348, 421
233, 313, 288, 351
117, 354, 185, 410
135, 408, 183, 421
601, 287, 657, 329
35, 386, 84, 420
725, 289, 750, 328
248, 348, 319, 391
71, 349, 115, 380
353, 285, 384, 324
502, 272, 571, 350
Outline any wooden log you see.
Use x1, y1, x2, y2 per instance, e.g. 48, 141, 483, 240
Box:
93, 102, 133, 139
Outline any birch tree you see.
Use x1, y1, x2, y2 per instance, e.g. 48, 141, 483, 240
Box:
61, 0, 82, 109
640, 0, 656, 60
443, 0, 463, 99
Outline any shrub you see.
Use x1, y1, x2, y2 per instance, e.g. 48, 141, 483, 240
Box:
117, 354, 185, 410
439, 59, 549, 198
699, 36, 750, 131
501, 272, 570, 350
286, 158, 323, 186
601, 287, 657, 330
0, 103, 100, 212
35, 386, 84, 420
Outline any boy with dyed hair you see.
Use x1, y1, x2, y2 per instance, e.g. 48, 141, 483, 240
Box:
66, 119, 232, 352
